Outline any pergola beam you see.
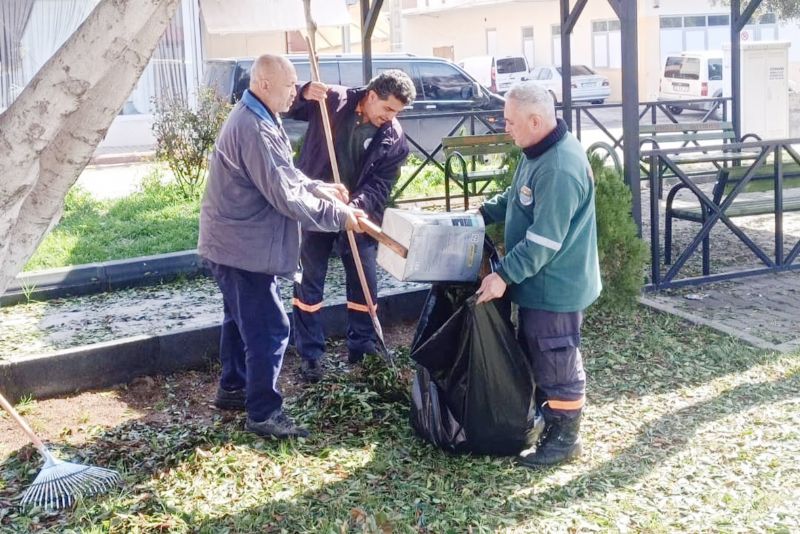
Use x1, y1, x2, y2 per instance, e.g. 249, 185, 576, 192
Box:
564, 0, 588, 32
559, 0, 588, 131
730, 0, 763, 140
360, 0, 384, 83
616, 0, 640, 230
735, 0, 764, 31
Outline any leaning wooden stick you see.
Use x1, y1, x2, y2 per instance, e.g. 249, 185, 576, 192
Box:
302, 4, 394, 365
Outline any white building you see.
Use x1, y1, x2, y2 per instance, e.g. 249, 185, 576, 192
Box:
401, 0, 800, 101
0, 0, 204, 150
0, 0, 384, 151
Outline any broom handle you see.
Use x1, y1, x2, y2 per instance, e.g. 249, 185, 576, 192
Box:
304, 38, 383, 334
0, 391, 48, 456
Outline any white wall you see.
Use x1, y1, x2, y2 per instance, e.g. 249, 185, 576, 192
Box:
403, 0, 644, 101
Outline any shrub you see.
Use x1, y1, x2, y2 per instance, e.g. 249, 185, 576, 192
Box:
152, 88, 230, 199
591, 156, 648, 311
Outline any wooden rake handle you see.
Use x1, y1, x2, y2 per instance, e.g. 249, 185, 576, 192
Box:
0, 391, 48, 456
303, 36, 385, 337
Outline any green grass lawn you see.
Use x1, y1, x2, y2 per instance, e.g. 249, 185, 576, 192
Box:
1, 306, 798, 532
24, 178, 201, 272
24, 159, 455, 272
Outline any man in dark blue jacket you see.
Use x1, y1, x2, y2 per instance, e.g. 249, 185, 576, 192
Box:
287, 70, 416, 382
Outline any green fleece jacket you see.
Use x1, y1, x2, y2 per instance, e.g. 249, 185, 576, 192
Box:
482, 123, 601, 312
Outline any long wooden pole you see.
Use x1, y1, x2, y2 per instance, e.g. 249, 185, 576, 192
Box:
301, 5, 393, 364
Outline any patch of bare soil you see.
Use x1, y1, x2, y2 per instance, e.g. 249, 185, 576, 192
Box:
0, 321, 419, 462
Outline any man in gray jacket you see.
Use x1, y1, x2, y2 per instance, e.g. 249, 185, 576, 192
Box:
198, 54, 365, 439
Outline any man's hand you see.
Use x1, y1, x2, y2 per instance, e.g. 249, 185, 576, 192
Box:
318, 183, 350, 204
303, 81, 328, 102
475, 272, 507, 304
345, 208, 368, 233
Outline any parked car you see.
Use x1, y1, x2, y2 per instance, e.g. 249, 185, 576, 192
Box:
458, 55, 531, 94
529, 64, 611, 104
658, 50, 724, 114
203, 54, 506, 153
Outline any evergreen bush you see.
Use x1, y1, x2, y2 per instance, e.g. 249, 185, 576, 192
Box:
591, 155, 648, 310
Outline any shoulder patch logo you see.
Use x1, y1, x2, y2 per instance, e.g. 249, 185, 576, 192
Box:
519, 185, 533, 206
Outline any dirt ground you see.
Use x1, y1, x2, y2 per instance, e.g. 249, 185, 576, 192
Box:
0, 321, 418, 462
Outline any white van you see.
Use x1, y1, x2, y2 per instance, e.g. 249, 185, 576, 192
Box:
458, 55, 530, 95
658, 50, 724, 114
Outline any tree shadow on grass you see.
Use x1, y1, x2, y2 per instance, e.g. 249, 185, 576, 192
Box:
0, 338, 795, 532
582, 305, 773, 402
189, 359, 800, 532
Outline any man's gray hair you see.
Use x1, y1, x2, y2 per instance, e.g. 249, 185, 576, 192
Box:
249, 54, 291, 87
506, 82, 556, 121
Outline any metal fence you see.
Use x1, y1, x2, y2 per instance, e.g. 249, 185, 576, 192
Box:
644, 138, 800, 291
392, 97, 731, 204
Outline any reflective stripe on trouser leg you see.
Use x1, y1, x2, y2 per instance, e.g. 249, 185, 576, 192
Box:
341, 233, 379, 355
207, 260, 289, 422
293, 231, 336, 362
518, 307, 586, 418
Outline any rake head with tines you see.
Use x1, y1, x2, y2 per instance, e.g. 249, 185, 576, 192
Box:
20, 449, 121, 510
0, 391, 121, 510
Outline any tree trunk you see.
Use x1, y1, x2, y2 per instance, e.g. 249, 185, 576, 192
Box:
0, 0, 181, 296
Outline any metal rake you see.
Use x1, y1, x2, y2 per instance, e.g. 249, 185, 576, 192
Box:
0, 391, 121, 510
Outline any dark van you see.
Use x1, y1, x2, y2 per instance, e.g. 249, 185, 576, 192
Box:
203, 54, 506, 152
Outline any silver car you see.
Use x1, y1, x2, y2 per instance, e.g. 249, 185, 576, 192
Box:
530, 64, 611, 104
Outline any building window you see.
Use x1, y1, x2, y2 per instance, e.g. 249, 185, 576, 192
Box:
591, 19, 621, 69
551, 24, 561, 66
659, 13, 778, 65
521, 26, 534, 69
486, 28, 497, 55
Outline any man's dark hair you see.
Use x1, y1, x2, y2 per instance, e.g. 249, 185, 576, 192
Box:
366, 70, 416, 105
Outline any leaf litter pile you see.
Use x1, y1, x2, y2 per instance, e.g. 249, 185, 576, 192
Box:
1, 307, 799, 532
0, 261, 426, 362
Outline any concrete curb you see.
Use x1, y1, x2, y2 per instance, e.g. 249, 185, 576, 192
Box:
88, 151, 154, 166
0, 287, 429, 402
639, 295, 787, 353
3, 251, 205, 306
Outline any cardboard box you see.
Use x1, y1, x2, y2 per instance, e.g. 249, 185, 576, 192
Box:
377, 209, 484, 282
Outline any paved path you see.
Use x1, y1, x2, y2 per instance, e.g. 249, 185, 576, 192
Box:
641, 270, 800, 354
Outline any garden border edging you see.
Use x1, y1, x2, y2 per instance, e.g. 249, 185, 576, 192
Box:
0, 287, 429, 402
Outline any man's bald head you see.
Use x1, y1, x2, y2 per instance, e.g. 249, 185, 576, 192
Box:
249, 54, 298, 114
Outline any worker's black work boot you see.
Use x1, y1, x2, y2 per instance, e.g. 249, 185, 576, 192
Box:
518, 412, 582, 468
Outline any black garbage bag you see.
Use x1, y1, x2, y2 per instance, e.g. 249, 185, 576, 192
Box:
409, 244, 542, 456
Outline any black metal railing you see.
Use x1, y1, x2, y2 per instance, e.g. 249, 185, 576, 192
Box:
567, 97, 731, 150
392, 110, 503, 203
392, 98, 732, 204
644, 138, 800, 290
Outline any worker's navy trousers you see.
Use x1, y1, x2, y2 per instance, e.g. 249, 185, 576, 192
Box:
292, 231, 378, 361
207, 260, 288, 422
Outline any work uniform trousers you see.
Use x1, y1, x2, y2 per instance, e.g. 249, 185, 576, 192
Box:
207, 260, 288, 423
292, 230, 378, 361
517, 308, 586, 419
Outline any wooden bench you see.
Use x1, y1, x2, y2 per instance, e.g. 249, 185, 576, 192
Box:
665, 161, 800, 273
443, 133, 516, 211
639, 121, 739, 198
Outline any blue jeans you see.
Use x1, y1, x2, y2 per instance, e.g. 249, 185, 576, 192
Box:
292, 231, 378, 361
207, 260, 289, 422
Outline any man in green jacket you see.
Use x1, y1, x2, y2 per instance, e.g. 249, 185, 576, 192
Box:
476, 82, 601, 467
